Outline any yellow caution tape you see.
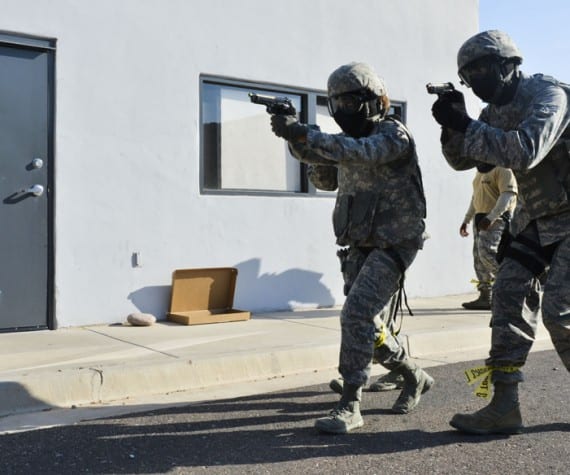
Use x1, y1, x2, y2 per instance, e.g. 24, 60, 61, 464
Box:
464, 365, 520, 398
469, 278, 494, 286
374, 322, 387, 349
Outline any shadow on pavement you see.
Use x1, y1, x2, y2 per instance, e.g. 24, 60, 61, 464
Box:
0, 382, 54, 417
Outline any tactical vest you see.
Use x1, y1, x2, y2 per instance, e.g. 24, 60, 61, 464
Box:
333, 191, 378, 245
515, 137, 570, 220
513, 76, 570, 220
331, 116, 426, 247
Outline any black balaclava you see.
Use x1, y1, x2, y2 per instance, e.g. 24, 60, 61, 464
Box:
333, 100, 377, 138
468, 58, 520, 105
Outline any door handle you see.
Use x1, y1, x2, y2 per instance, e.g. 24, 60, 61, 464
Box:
3, 184, 45, 204
23, 184, 44, 196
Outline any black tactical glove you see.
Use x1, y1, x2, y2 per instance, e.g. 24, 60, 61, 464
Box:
431, 90, 472, 133
271, 115, 308, 143
441, 90, 466, 105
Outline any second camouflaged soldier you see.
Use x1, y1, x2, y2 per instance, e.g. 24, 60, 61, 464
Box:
432, 30, 570, 434
270, 62, 433, 434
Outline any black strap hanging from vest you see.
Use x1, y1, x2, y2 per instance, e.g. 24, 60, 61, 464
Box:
385, 248, 413, 336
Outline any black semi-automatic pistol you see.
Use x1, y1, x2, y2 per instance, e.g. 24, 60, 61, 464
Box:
426, 82, 455, 95
248, 93, 296, 115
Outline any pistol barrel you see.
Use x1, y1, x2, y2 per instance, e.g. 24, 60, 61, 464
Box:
426, 82, 455, 95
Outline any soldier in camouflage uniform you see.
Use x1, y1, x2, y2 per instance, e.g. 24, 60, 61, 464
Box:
460, 166, 517, 310
270, 62, 433, 434
431, 30, 570, 435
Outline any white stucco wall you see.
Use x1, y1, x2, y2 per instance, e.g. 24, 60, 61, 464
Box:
0, 0, 480, 327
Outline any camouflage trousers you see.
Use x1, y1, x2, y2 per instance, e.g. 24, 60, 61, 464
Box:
472, 216, 506, 292
338, 246, 418, 387
487, 223, 570, 383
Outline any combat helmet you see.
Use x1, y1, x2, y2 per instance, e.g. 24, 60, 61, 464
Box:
458, 30, 523, 71
327, 62, 386, 98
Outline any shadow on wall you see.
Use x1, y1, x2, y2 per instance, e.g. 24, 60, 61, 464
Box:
233, 258, 335, 312
128, 286, 171, 318
127, 259, 336, 317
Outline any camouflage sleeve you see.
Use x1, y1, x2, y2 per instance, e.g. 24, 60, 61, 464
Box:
303, 120, 411, 165
288, 125, 338, 166
441, 129, 478, 171
307, 164, 338, 191
288, 142, 338, 166
463, 83, 570, 171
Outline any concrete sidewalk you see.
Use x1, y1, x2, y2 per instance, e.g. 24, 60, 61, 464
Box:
0, 294, 553, 424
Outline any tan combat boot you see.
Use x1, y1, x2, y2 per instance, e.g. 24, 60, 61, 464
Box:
462, 289, 492, 310
391, 361, 434, 414
450, 382, 523, 435
315, 382, 364, 434
369, 370, 405, 392
330, 370, 405, 395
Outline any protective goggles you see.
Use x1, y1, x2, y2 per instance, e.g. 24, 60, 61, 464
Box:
327, 90, 376, 115
459, 56, 502, 87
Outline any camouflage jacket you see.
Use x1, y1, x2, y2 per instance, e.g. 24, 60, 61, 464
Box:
290, 117, 426, 249
442, 73, 570, 245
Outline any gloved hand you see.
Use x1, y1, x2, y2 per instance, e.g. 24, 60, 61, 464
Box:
431, 90, 472, 133
442, 90, 467, 109
477, 217, 492, 231
271, 115, 308, 143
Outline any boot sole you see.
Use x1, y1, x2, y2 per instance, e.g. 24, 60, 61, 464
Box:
368, 383, 402, 392
315, 418, 364, 434
462, 304, 491, 310
449, 419, 523, 435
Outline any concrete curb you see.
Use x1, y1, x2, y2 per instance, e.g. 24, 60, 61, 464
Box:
0, 328, 496, 417
0, 344, 340, 417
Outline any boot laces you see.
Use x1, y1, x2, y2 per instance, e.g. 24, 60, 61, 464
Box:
329, 403, 354, 418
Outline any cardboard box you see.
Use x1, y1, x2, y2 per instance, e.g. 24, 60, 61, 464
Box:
167, 267, 251, 325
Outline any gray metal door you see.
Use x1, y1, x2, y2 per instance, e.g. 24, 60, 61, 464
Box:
0, 35, 54, 331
